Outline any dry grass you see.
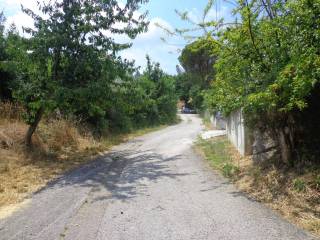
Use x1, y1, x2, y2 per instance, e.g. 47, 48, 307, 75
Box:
0, 103, 169, 212
0, 102, 24, 121
0, 118, 104, 208
236, 165, 320, 236
196, 136, 320, 237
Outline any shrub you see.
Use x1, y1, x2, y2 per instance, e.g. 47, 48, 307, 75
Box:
314, 175, 320, 190
293, 178, 306, 192
222, 163, 240, 178
38, 119, 80, 152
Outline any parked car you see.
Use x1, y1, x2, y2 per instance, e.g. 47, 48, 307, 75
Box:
181, 107, 196, 114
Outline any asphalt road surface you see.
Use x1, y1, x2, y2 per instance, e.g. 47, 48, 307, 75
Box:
0, 114, 316, 240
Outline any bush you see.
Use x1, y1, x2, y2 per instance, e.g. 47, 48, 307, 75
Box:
222, 163, 240, 178
37, 119, 80, 152
293, 178, 306, 192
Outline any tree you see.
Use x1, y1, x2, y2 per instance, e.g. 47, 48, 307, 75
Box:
179, 36, 217, 87
0, 12, 5, 59
176, 36, 218, 110
15, 0, 149, 147
0, 12, 14, 101
130, 56, 177, 126
0, 17, 24, 102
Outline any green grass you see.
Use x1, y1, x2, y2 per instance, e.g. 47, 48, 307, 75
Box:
293, 178, 306, 192
196, 136, 239, 178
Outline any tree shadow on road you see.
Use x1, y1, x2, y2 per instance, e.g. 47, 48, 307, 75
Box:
35, 149, 189, 203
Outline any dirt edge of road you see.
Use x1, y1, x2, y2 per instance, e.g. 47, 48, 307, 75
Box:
195, 136, 320, 238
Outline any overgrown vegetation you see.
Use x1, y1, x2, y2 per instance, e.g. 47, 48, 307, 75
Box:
203, 0, 320, 166
196, 136, 239, 178
196, 136, 320, 236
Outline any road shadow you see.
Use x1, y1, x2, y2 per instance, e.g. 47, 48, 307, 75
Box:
34, 149, 189, 203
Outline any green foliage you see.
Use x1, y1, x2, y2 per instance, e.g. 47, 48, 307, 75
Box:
200, 0, 320, 164
205, 0, 320, 118
197, 136, 240, 178
167, 0, 320, 164
179, 36, 217, 83
315, 175, 320, 190
176, 36, 218, 110
15, 0, 149, 136
131, 56, 178, 127
0, 14, 17, 101
222, 163, 240, 178
293, 178, 306, 193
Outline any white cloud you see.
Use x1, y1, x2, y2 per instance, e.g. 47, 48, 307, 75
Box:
186, 8, 201, 23
119, 18, 180, 74
1, 0, 48, 15
1, 0, 50, 33
3, 0, 38, 9
207, 5, 230, 21
185, 5, 230, 24
5, 11, 33, 32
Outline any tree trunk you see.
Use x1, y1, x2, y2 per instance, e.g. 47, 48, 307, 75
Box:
278, 128, 290, 164
277, 125, 295, 166
25, 107, 44, 148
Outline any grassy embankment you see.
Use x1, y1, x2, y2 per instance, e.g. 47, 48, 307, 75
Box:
196, 135, 320, 237
0, 102, 170, 212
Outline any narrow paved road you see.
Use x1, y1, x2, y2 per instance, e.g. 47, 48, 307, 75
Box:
0, 115, 316, 240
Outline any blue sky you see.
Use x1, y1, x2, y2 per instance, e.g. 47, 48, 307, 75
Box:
0, 0, 233, 74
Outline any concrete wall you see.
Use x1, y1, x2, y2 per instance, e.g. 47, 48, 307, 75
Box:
210, 112, 226, 130
226, 109, 252, 156
204, 109, 252, 156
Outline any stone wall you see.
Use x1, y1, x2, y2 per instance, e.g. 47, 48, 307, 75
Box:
252, 129, 280, 163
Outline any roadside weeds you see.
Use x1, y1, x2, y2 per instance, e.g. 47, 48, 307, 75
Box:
195, 136, 320, 237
